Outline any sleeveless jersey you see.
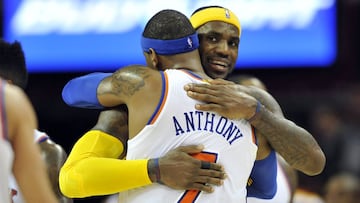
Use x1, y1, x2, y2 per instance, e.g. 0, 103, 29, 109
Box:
247, 160, 291, 203
0, 80, 14, 203
118, 69, 258, 203
9, 130, 50, 203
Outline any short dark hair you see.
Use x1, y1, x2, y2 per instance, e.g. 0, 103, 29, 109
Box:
142, 9, 196, 40
0, 40, 28, 89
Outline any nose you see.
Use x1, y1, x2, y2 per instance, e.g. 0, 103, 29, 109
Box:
215, 40, 230, 57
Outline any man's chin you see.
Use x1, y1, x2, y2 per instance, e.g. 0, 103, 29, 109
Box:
207, 71, 228, 79
203, 63, 230, 78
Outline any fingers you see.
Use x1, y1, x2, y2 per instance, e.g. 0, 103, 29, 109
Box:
175, 145, 204, 154
198, 162, 226, 181
208, 79, 235, 85
206, 162, 224, 172
195, 175, 225, 187
184, 83, 218, 93
186, 171, 227, 193
198, 168, 227, 180
186, 90, 220, 104
194, 103, 221, 111
200, 161, 211, 169
186, 182, 215, 193
184, 84, 224, 104
198, 162, 227, 186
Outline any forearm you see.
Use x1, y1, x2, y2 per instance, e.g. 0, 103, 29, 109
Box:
59, 130, 153, 197
249, 105, 325, 175
59, 157, 151, 197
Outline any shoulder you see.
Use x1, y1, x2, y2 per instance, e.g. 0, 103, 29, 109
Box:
113, 65, 154, 77
34, 129, 67, 162
4, 83, 37, 137
109, 65, 160, 87
4, 82, 28, 104
38, 139, 68, 164
4, 83, 33, 115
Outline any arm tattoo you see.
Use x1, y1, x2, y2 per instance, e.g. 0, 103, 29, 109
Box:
110, 67, 150, 96
246, 86, 324, 174
253, 106, 319, 168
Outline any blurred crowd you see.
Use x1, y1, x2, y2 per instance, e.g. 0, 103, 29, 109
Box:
274, 82, 360, 203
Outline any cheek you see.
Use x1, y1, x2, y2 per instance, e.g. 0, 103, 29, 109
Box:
199, 46, 209, 57
199, 42, 209, 50
231, 50, 238, 62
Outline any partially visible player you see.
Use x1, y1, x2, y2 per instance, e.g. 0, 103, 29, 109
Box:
0, 39, 73, 203
0, 79, 58, 203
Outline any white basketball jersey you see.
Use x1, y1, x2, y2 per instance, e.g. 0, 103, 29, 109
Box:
119, 69, 258, 203
247, 161, 291, 203
0, 80, 14, 203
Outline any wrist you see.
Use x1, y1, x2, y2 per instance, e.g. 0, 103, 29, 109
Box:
247, 100, 262, 122
148, 158, 162, 184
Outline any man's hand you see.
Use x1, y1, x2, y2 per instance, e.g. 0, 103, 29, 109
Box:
148, 145, 226, 193
184, 79, 258, 120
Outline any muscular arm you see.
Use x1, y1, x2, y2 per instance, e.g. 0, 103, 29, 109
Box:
249, 100, 325, 175
62, 66, 155, 108
184, 79, 325, 175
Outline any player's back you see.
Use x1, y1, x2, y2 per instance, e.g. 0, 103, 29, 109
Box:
120, 69, 258, 203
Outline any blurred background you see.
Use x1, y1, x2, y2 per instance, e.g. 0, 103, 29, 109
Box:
1, 0, 359, 202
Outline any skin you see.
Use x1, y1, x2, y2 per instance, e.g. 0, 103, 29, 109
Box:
5, 82, 58, 203
189, 21, 325, 175
197, 21, 239, 79
39, 139, 73, 203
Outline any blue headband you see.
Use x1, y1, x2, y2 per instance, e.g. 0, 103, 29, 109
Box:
141, 33, 199, 55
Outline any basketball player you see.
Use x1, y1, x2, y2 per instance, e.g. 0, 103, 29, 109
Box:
60, 5, 321, 201
0, 79, 57, 203
62, 9, 258, 202
189, 5, 324, 176
188, 7, 325, 202
0, 39, 73, 203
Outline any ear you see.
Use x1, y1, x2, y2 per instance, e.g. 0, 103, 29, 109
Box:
148, 48, 160, 69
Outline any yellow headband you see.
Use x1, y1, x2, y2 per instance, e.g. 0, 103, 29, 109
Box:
190, 7, 241, 36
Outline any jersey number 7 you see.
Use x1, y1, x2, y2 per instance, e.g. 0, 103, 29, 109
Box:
177, 151, 218, 203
